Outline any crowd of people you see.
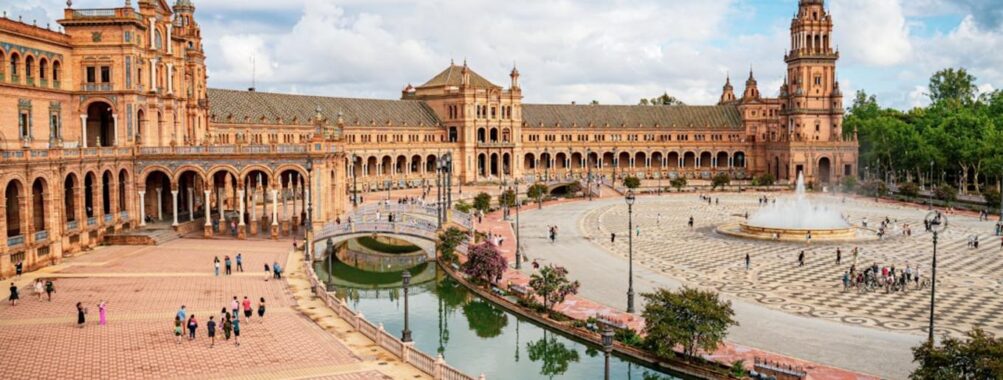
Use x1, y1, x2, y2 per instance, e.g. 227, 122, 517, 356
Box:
174, 295, 267, 347
842, 262, 925, 293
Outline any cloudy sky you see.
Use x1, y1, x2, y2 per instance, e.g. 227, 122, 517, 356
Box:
11, 0, 1003, 109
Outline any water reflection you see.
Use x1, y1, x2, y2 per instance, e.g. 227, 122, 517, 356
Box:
527, 331, 581, 378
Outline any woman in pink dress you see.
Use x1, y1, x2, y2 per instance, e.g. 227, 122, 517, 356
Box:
98, 300, 107, 325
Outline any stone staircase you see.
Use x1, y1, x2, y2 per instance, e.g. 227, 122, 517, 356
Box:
103, 227, 180, 246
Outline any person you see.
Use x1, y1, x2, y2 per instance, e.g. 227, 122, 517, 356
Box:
974, 235, 980, 249
187, 315, 198, 340
264, 263, 271, 282
174, 316, 183, 344
688, 216, 694, 229
231, 297, 240, 320
257, 297, 266, 321
798, 250, 805, 267
745, 253, 750, 271
224, 256, 232, 275
242, 296, 252, 322
232, 316, 241, 346
222, 315, 232, 341
273, 262, 282, 279
44, 279, 54, 301
15, 260, 23, 277
76, 302, 87, 328
98, 300, 107, 326
213, 256, 221, 277
842, 271, 850, 291
656, 213, 661, 225
8, 282, 19, 306
236, 253, 244, 272
33, 279, 44, 301
207, 316, 217, 347
610, 232, 616, 244
836, 248, 842, 265
177, 305, 188, 335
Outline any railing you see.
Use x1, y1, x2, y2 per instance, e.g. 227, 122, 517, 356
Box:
2, 151, 25, 159
87, 217, 97, 226
104, 214, 113, 223
140, 147, 173, 155
63, 141, 81, 150
52, 80, 60, 89
176, 146, 205, 154
119, 211, 129, 221
83, 148, 98, 156
7, 235, 24, 247
243, 145, 270, 154
39, 79, 48, 87
67, 220, 79, 231
380, 330, 404, 356
99, 147, 115, 156
81, 83, 113, 92
73, 8, 117, 17
277, 144, 306, 153
30, 150, 49, 158
26, 77, 35, 86
208, 146, 235, 154
10, 74, 19, 84
34, 230, 48, 242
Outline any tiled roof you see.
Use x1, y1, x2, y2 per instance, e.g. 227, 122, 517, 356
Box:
419, 64, 500, 89
207, 88, 441, 126
522, 104, 743, 129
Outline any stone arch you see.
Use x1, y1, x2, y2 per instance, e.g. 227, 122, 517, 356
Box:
5, 178, 25, 239
699, 152, 713, 168
64, 173, 78, 223
682, 152, 696, 168
716, 151, 729, 168
502, 152, 511, 175
366, 156, 378, 177
172, 165, 207, 185
83, 171, 99, 219
634, 151, 646, 168
381, 156, 393, 176
102, 170, 114, 215
118, 169, 128, 213
667, 152, 680, 168
410, 154, 422, 174
85, 101, 116, 147
139, 165, 175, 187
395, 155, 407, 176
570, 152, 583, 170
601, 152, 614, 168
489, 127, 499, 142
425, 154, 437, 173
524, 153, 536, 170
555, 152, 567, 169
30, 176, 49, 233
651, 152, 664, 169
477, 153, 487, 177
818, 156, 832, 184
477, 128, 486, 143
142, 169, 172, 222
490, 152, 499, 176
734, 151, 747, 168
617, 151, 630, 169
205, 165, 240, 182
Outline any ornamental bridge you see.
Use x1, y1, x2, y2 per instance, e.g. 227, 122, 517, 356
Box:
311, 203, 473, 260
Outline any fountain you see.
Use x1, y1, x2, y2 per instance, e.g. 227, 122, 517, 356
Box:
717, 172, 871, 242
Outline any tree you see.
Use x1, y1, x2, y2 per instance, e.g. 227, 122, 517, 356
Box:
841, 175, 859, 192
527, 182, 549, 209
935, 184, 957, 203
473, 192, 492, 213
910, 328, 1003, 379
641, 287, 737, 358
711, 173, 731, 190
752, 173, 775, 187
670, 177, 687, 192
437, 227, 468, 263
528, 265, 580, 311
983, 189, 1000, 212
860, 180, 888, 198
898, 182, 921, 198
462, 242, 507, 285
640, 92, 686, 106
928, 68, 978, 105
623, 176, 641, 189
527, 333, 581, 378
462, 299, 508, 338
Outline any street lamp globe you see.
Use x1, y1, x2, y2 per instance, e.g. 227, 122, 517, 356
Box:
601, 326, 614, 352
402, 268, 412, 286
306, 157, 313, 173
625, 189, 636, 206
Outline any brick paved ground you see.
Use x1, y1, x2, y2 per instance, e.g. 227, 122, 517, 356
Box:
583, 193, 1003, 337
0, 238, 425, 380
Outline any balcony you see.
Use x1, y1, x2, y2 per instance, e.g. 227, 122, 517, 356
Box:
104, 214, 113, 223
119, 211, 129, 221
87, 216, 97, 226
34, 230, 48, 242
72, 8, 117, 18
7, 235, 24, 247
81, 83, 113, 92
26, 77, 35, 86
477, 141, 515, 148
10, 74, 19, 84
40, 79, 48, 87
67, 220, 79, 231
52, 80, 60, 89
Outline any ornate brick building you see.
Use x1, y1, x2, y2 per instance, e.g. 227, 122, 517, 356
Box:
0, 0, 856, 276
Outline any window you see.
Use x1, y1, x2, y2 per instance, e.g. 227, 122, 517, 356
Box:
86, 67, 96, 83
19, 112, 29, 138
101, 66, 111, 83
50, 113, 59, 138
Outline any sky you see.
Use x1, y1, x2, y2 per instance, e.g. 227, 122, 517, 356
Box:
9, 0, 1003, 110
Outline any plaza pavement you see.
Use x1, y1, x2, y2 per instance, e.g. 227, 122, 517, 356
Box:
496, 192, 1002, 379
0, 238, 428, 380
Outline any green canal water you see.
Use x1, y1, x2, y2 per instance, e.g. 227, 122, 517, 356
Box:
316, 258, 685, 380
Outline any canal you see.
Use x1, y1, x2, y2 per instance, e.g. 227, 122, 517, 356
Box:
316, 258, 685, 380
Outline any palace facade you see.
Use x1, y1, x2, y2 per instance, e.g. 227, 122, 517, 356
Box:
0, 0, 856, 276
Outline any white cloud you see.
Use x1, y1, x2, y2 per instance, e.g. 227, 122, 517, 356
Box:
830, 0, 913, 66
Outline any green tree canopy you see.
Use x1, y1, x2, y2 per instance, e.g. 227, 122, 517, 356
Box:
473, 192, 492, 213
669, 177, 687, 192
910, 328, 1003, 379
928, 68, 978, 105
642, 287, 737, 358
623, 176, 641, 189
528, 265, 580, 311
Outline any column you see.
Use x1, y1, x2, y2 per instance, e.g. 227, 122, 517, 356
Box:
292, 180, 299, 227
217, 188, 225, 222
171, 190, 179, 226
111, 114, 119, 146
187, 187, 194, 222
237, 189, 246, 226
166, 63, 173, 95
149, 58, 158, 92
138, 191, 146, 227
203, 190, 211, 226
156, 188, 163, 220
148, 17, 156, 48
271, 189, 279, 225
80, 115, 88, 148
166, 24, 173, 54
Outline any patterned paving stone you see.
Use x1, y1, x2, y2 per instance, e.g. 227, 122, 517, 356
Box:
582, 193, 1003, 337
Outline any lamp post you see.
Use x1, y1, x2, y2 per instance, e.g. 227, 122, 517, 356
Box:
925, 211, 946, 345
544, 147, 550, 183
625, 189, 636, 313
602, 326, 614, 380
444, 153, 453, 210
586, 148, 593, 201
612, 148, 619, 183
401, 269, 413, 342
436, 157, 444, 228
351, 154, 358, 207
512, 184, 521, 270
305, 157, 314, 260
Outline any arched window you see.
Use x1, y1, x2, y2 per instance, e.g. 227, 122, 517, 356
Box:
25, 56, 34, 80
39, 58, 47, 80
155, 30, 163, 50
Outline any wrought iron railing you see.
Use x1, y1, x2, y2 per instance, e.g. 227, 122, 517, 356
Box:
67, 220, 79, 231
34, 230, 48, 242
104, 214, 113, 223
7, 235, 24, 247
73, 9, 117, 17
87, 217, 97, 226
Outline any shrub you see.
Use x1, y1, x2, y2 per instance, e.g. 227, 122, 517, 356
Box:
642, 287, 737, 358
935, 185, 957, 203
910, 327, 1003, 379
859, 179, 888, 197
898, 182, 921, 198
473, 192, 492, 213
462, 242, 507, 285
623, 176, 641, 189
983, 189, 1001, 210
711, 173, 731, 190
752, 173, 775, 187
841, 175, 859, 192
454, 200, 473, 213
670, 177, 687, 192
436, 227, 468, 263
528, 265, 580, 311
527, 183, 549, 208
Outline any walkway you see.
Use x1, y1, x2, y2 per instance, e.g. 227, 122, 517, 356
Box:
0, 238, 427, 379
474, 194, 918, 379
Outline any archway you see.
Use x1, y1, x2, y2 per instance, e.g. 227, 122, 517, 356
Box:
818, 157, 832, 184
31, 178, 46, 234
366, 156, 378, 177
64, 174, 77, 224
502, 153, 511, 176
699, 152, 712, 168
716, 152, 729, 168
277, 168, 307, 234
651, 152, 663, 170
102, 171, 113, 216
683, 152, 696, 168
524, 153, 536, 170
773, 156, 780, 179
242, 169, 269, 235
209, 169, 239, 233
5, 180, 23, 239
118, 169, 128, 213
667, 152, 680, 168
477, 128, 486, 143
425, 154, 437, 173
381, 156, 392, 177
490, 153, 499, 177
570, 152, 583, 170
489, 128, 498, 143
617, 152, 630, 169
477, 154, 487, 177
177, 169, 207, 223
136, 109, 145, 145
86, 102, 115, 147
601, 152, 614, 169
555, 152, 567, 170
734, 152, 746, 168
143, 170, 172, 223
84, 172, 97, 219
634, 152, 646, 169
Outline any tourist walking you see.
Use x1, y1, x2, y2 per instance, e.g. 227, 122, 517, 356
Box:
225, 256, 233, 275
264, 263, 271, 281
232, 316, 241, 346
187, 315, 198, 340
236, 253, 244, 272
242, 296, 252, 322
15, 260, 23, 277
174, 316, 183, 344
8, 282, 19, 306
257, 297, 266, 321
33, 279, 44, 301
44, 279, 54, 301
688, 216, 694, 229
798, 250, 805, 267
222, 315, 232, 341
76, 302, 87, 327
214, 256, 221, 277
231, 297, 240, 320
836, 248, 842, 265
610, 232, 616, 244
177, 305, 188, 335
98, 300, 107, 326
207, 316, 217, 347
745, 253, 750, 271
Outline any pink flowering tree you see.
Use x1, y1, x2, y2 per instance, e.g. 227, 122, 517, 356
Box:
462, 242, 507, 286
529, 265, 580, 311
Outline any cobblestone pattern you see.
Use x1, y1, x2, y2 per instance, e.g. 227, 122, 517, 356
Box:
582, 193, 1003, 337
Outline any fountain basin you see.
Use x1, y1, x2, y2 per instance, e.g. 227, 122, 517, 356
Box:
716, 222, 876, 242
